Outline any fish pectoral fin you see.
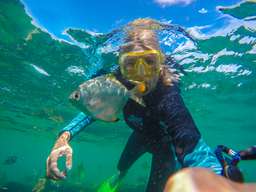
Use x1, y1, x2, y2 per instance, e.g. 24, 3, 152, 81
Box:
130, 94, 146, 107
104, 117, 119, 122
129, 88, 146, 107
112, 118, 120, 122
97, 114, 119, 122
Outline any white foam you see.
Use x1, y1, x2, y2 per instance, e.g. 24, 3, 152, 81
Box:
201, 83, 211, 88
66, 66, 85, 76
161, 35, 176, 47
216, 0, 244, 12
192, 52, 210, 62
237, 69, 252, 76
86, 30, 103, 36
187, 82, 216, 90
30, 64, 50, 76
188, 82, 197, 89
174, 40, 197, 53
211, 48, 242, 64
62, 28, 105, 49
99, 44, 117, 54
180, 58, 195, 65
187, 25, 212, 40
217, 1, 256, 21
159, 19, 173, 25
62, 29, 90, 49
198, 8, 208, 14
174, 52, 210, 61
154, 0, 195, 7
21, 0, 75, 45
188, 16, 256, 40
230, 34, 240, 41
238, 36, 256, 44
185, 66, 215, 73
173, 53, 191, 61
215, 64, 241, 73
247, 44, 256, 54
245, 16, 256, 21
237, 83, 242, 87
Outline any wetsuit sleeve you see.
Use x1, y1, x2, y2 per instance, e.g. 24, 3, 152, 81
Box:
158, 85, 201, 163
59, 112, 95, 139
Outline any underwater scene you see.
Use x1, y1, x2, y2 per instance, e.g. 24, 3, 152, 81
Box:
0, 0, 256, 191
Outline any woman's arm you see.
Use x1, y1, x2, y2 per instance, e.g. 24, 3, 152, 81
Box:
59, 112, 95, 139
158, 85, 201, 164
159, 85, 222, 174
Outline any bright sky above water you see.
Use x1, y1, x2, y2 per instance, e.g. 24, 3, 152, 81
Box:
21, 0, 242, 38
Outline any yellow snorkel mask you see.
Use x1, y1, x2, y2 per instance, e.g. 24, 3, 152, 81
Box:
119, 50, 164, 94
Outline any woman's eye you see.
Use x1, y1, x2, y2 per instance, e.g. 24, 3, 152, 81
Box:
145, 58, 156, 65
144, 55, 158, 65
124, 60, 135, 67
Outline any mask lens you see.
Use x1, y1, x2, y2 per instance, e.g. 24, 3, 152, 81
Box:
122, 56, 136, 68
120, 50, 162, 81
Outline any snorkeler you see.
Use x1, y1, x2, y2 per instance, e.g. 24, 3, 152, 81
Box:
46, 18, 222, 192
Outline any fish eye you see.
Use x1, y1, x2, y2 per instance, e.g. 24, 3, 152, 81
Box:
74, 91, 80, 100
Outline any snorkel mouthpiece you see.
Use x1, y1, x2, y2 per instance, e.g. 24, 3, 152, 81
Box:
129, 80, 147, 94
137, 82, 146, 93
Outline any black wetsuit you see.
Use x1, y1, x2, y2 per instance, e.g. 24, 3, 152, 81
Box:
113, 70, 201, 192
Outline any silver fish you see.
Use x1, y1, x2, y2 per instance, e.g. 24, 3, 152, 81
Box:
69, 74, 145, 122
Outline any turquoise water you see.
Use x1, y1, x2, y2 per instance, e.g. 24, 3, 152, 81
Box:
0, 0, 256, 191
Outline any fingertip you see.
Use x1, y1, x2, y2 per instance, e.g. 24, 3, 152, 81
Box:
61, 171, 67, 179
52, 172, 66, 180
67, 164, 72, 170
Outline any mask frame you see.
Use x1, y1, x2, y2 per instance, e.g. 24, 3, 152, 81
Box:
119, 49, 164, 82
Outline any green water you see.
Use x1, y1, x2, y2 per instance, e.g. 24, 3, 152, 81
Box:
0, 0, 256, 191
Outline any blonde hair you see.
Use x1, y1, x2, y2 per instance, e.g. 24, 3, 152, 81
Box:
120, 18, 178, 86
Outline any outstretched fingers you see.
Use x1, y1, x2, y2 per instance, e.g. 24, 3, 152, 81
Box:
46, 157, 52, 178
65, 147, 73, 170
46, 156, 61, 180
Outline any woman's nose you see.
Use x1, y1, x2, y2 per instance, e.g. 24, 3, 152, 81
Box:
135, 59, 146, 76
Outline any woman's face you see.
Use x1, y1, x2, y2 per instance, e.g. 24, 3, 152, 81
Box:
119, 49, 163, 94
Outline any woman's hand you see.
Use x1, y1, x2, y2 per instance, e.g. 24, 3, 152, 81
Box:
46, 131, 72, 180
